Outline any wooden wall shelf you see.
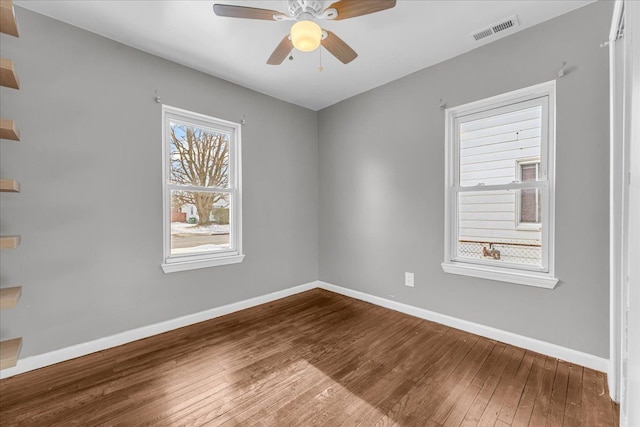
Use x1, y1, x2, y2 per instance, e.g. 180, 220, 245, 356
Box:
0, 0, 21, 374
0, 338, 22, 370
0, 235, 20, 249
0, 0, 19, 37
0, 286, 21, 309
0, 179, 20, 192
0, 119, 20, 141
0, 58, 19, 89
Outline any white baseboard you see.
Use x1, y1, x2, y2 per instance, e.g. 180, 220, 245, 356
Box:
1, 279, 608, 379
317, 281, 609, 373
0, 281, 318, 379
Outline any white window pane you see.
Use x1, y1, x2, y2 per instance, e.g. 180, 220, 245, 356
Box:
459, 106, 542, 187
457, 189, 542, 268
169, 121, 230, 188
170, 190, 231, 255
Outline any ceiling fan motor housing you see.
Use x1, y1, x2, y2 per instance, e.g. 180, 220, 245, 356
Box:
287, 0, 324, 19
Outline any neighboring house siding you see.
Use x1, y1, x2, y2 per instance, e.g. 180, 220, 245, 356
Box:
458, 105, 542, 264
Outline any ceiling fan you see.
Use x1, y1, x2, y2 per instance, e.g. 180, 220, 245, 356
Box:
212, 0, 397, 65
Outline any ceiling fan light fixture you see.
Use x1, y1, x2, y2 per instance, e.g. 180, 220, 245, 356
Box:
290, 20, 322, 52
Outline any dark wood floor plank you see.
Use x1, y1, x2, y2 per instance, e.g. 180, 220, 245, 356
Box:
113, 353, 310, 426
375, 333, 483, 425
422, 338, 496, 424
0, 289, 619, 427
458, 345, 521, 427
564, 363, 585, 427
307, 322, 455, 427
511, 352, 548, 426
475, 347, 526, 426
103, 294, 385, 426
528, 356, 558, 427
612, 394, 621, 427
581, 366, 600, 426
333, 324, 454, 426
282, 316, 424, 426
546, 359, 570, 426
496, 350, 535, 425
352, 329, 468, 427
215, 315, 427, 426
593, 369, 617, 427
275, 319, 438, 427
35, 293, 357, 425
353, 328, 473, 426
440, 343, 507, 427
162, 302, 418, 426
583, 368, 614, 427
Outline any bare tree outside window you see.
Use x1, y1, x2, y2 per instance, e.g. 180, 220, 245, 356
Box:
170, 123, 229, 226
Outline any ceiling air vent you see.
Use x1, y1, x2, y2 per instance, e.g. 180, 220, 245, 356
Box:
471, 15, 520, 42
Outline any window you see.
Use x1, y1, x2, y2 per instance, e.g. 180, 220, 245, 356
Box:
442, 81, 557, 288
161, 105, 243, 273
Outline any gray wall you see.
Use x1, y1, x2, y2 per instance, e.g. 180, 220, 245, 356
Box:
0, 2, 613, 362
318, 1, 612, 358
0, 8, 318, 358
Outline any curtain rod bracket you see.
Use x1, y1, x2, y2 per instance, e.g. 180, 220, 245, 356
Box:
557, 61, 567, 78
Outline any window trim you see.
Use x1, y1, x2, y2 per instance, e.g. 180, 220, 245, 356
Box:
442, 81, 558, 288
161, 105, 244, 273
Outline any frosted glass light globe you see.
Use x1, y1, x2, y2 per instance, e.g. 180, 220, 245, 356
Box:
290, 20, 322, 52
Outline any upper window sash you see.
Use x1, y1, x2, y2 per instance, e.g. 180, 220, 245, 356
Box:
451, 96, 550, 189
164, 110, 238, 191
445, 80, 555, 184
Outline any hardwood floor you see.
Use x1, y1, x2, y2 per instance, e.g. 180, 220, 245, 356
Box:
0, 289, 618, 426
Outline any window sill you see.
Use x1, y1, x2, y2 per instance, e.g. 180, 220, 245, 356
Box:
162, 254, 245, 273
441, 262, 558, 289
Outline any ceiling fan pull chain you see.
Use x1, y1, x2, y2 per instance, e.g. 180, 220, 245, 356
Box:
318, 47, 323, 72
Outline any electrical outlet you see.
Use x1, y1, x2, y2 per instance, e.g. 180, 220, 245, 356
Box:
405, 272, 414, 287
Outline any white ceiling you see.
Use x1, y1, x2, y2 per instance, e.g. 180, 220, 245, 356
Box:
16, 0, 593, 110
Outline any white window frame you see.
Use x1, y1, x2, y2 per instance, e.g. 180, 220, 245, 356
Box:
161, 105, 244, 273
515, 159, 543, 230
442, 81, 558, 288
